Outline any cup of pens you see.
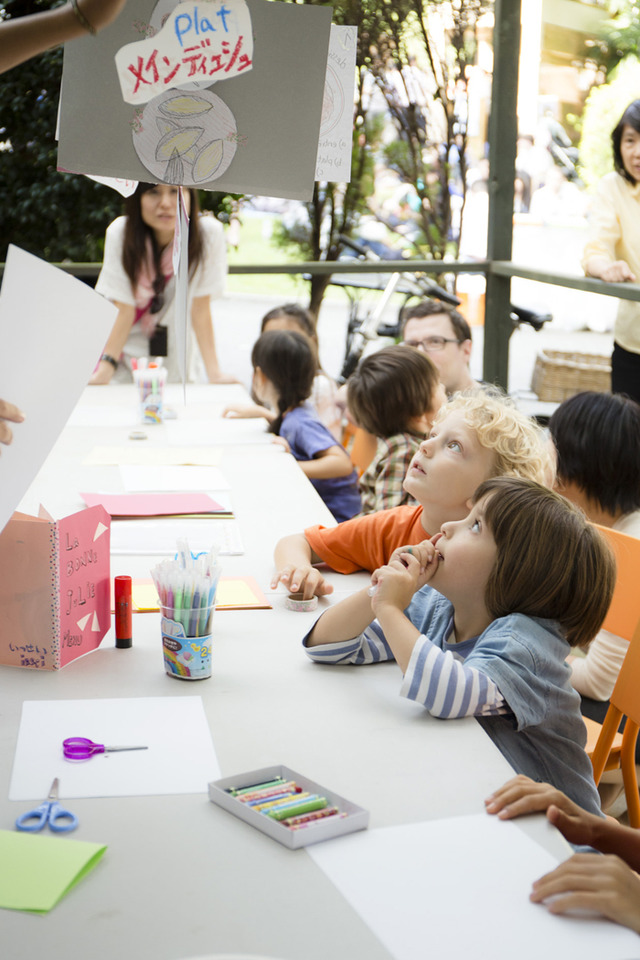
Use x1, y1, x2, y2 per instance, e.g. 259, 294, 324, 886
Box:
152, 541, 221, 681
133, 359, 167, 425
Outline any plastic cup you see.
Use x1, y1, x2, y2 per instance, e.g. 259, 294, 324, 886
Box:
134, 365, 166, 424
160, 603, 215, 680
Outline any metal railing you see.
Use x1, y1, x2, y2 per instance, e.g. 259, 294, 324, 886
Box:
2, 256, 639, 385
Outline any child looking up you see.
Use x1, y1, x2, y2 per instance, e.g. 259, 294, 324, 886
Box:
347, 345, 446, 514
273, 391, 553, 599
305, 477, 615, 814
252, 330, 360, 523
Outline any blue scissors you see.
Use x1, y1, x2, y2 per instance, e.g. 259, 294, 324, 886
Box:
15, 777, 78, 833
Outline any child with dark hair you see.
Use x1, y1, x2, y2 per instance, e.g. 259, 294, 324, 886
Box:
347, 346, 446, 513
549, 391, 640, 750
251, 330, 360, 522
304, 477, 616, 814
224, 303, 343, 439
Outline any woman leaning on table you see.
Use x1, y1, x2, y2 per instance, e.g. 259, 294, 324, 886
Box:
91, 183, 235, 385
582, 99, 640, 403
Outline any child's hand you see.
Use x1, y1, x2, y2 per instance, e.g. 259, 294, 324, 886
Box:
484, 775, 598, 848
273, 436, 291, 454
222, 403, 272, 421
369, 554, 422, 613
530, 854, 640, 933
271, 563, 333, 600
387, 539, 440, 591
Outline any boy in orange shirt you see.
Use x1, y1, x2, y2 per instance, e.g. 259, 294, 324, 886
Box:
272, 391, 553, 600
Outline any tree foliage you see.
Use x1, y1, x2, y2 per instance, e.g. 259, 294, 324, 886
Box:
0, 1, 123, 261
0, 0, 235, 263
273, 0, 492, 316
579, 56, 640, 192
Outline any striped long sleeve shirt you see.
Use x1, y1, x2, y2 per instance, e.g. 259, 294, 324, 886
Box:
304, 615, 507, 719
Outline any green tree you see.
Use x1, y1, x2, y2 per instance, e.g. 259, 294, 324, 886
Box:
0, 1, 123, 262
0, 0, 233, 263
578, 57, 640, 191
273, 0, 492, 318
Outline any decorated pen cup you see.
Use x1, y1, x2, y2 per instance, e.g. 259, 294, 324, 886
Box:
133, 363, 166, 424
160, 598, 217, 680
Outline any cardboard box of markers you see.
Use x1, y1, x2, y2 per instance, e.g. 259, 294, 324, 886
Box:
208, 764, 369, 849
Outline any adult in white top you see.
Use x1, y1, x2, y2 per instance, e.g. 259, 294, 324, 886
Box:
548, 391, 640, 720
582, 99, 640, 404
92, 183, 234, 384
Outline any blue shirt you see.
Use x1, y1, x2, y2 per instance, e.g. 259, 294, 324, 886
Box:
280, 406, 361, 523
304, 585, 602, 816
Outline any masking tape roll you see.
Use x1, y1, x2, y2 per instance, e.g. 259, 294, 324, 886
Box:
286, 593, 318, 612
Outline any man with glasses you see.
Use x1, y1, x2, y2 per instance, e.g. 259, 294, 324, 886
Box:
401, 300, 476, 396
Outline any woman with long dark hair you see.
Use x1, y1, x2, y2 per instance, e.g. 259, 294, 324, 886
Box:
92, 183, 233, 383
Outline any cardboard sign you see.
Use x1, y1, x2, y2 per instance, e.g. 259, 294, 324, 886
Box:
0, 506, 110, 670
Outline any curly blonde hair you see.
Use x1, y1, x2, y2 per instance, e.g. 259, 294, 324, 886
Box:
433, 389, 555, 487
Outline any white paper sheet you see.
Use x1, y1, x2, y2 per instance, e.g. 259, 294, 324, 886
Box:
67, 406, 140, 427
83, 446, 224, 467
110, 518, 244, 555
10, 697, 220, 800
308, 814, 640, 959
0, 247, 116, 534
166, 419, 273, 446
315, 25, 357, 183
120, 465, 231, 492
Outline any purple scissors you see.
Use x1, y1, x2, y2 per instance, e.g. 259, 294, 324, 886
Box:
63, 737, 148, 761
15, 777, 78, 833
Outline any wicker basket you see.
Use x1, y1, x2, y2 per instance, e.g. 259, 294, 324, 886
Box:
530, 350, 611, 402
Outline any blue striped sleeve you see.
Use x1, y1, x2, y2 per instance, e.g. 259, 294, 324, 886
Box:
400, 636, 507, 717
303, 619, 395, 665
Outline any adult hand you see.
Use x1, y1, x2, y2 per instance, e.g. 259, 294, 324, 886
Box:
599, 260, 636, 283
0, 399, 25, 448
271, 563, 333, 600
530, 853, 640, 933
208, 370, 241, 385
89, 360, 116, 385
484, 775, 598, 848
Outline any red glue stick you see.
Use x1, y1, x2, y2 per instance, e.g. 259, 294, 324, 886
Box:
114, 576, 132, 648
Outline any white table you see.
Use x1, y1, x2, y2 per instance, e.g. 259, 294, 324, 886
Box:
0, 385, 566, 960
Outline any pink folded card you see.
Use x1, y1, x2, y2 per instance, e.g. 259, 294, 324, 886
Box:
80, 492, 229, 518
0, 505, 110, 669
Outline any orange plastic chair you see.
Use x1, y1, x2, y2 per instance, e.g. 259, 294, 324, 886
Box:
585, 524, 640, 827
342, 423, 378, 477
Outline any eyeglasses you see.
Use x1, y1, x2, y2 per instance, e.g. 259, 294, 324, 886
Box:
401, 336, 462, 353
150, 275, 166, 314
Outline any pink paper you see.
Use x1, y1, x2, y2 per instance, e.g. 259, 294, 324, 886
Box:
80, 492, 227, 517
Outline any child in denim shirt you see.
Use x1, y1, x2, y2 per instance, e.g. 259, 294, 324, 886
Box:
304, 477, 615, 815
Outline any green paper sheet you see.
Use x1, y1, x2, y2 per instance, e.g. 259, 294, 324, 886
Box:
0, 830, 106, 913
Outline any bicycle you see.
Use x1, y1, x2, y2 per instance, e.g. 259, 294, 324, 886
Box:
330, 235, 552, 383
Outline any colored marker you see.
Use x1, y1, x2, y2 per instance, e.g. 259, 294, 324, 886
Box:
267, 797, 328, 821
228, 778, 288, 797
236, 781, 300, 803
